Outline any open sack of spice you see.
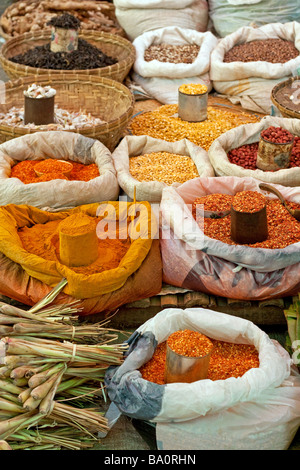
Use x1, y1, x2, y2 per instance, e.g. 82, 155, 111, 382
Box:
113, 0, 208, 42
160, 175, 300, 300
0, 202, 162, 315
208, 0, 300, 38
104, 307, 300, 450
208, 116, 300, 187
0, 131, 119, 209
131, 26, 217, 104
112, 135, 214, 202
210, 21, 300, 114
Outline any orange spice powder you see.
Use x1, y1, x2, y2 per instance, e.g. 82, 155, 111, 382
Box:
11, 159, 100, 184
18, 216, 131, 275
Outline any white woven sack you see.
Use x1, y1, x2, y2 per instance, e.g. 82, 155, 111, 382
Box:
113, 0, 208, 41
208, 116, 300, 187
132, 27, 217, 104
105, 308, 300, 449
133, 27, 217, 79
208, 0, 300, 38
112, 135, 214, 202
0, 131, 119, 210
210, 22, 300, 114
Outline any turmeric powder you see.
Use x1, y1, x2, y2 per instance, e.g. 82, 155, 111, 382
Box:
18, 214, 132, 275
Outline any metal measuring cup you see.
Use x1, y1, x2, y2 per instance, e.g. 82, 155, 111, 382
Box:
178, 85, 208, 122
164, 342, 212, 384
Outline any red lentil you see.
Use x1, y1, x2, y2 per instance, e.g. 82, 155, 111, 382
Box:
167, 329, 213, 358
139, 339, 259, 384
232, 191, 266, 213
193, 192, 300, 249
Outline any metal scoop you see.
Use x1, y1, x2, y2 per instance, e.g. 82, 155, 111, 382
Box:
259, 183, 300, 221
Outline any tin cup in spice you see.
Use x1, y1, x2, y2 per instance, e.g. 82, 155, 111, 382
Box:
178, 83, 208, 122
230, 190, 268, 244
256, 126, 295, 171
164, 329, 213, 384
24, 84, 56, 126
48, 13, 81, 53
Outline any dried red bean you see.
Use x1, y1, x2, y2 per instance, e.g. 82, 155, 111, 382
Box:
261, 126, 294, 144
227, 129, 300, 171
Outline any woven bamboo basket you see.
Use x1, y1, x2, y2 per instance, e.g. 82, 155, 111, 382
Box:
0, 0, 125, 40
0, 74, 134, 151
0, 29, 135, 82
271, 76, 300, 119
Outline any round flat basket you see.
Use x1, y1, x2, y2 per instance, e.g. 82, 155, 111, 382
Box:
0, 74, 134, 151
0, 0, 125, 40
271, 76, 300, 119
0, 29, 135, 82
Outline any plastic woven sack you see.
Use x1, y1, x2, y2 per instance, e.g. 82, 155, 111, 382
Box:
105, 308, 300, 450
0, 131, 119, 209
208, 116, 300, 186
210, 22, 300, 114
160, 176, 300, 300
0, 202, 161, 301
208, 0, 300, 38
114, 0, 208, 41
112, 136, 215, 202
132, 26, 217, 104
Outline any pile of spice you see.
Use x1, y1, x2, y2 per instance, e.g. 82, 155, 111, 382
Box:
232, 191, 266, 213
179, 83, 208, 95
18, 216, 131, 275
10, 38, 117, 70
192, 193, 233, 214
129, 151, 199, 185
0, 106, 105, 130
11, 159, 100, 184
144, 44, 200, 64
139, 338, 259, 385
167, 329, 213, 357
223, 38, 299, 63
192, 191, 300, 249
227, 132, 300, 170
129, 104, 259, 151
0, 0, 122, 37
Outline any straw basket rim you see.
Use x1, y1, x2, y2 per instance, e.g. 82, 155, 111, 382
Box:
0, 0, 124, 41
271, 76, 300, 119
0, 29, 135, 82
0, 73, 134, 149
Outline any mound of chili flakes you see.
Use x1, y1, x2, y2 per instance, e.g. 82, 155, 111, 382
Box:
139, 339, 259, 385
10, 159, 100, 184
192, 191, 300, 249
